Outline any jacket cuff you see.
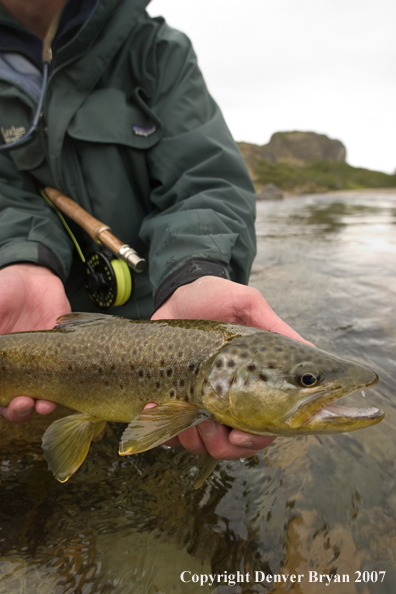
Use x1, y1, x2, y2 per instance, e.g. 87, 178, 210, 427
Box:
154, 258, 228, 311
0, 242, 66, 283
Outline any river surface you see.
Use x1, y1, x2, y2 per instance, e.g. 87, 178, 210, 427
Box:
0, 189, 395, 594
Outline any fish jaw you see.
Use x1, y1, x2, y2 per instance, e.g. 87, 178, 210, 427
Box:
293, 401, 385, 434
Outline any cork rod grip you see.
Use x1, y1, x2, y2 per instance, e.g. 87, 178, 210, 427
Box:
44, 187, 146, 273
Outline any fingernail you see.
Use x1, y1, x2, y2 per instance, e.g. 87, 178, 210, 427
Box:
232, 436, 254, 448
197, 419, 217, 437
240, 441, 254, 448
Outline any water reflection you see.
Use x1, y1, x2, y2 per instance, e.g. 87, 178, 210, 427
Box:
0, 190, 395, 593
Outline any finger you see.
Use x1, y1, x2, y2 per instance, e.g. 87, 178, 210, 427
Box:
178, 426, 207, 455
264, 315, 314, 346
0, 396, 35, 424
35, 400, 57, 415
196, 420, 258, 460
229, 430, 276, 449
237, 289, 314, 345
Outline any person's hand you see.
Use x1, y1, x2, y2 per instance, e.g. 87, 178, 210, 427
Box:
151, 276, 310, 460
0, 264, 71, 423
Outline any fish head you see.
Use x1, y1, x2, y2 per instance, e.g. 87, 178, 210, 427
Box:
201, 331, 383, 435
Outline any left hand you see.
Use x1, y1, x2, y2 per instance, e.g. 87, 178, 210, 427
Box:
151, 275, 310, 459
0, 264, 71, 423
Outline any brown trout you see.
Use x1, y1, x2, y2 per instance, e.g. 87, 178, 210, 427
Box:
0, 313, 383, 486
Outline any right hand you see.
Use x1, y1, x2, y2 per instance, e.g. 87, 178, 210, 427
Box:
0, 264, 71, 423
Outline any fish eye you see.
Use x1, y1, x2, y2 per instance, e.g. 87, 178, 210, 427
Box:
299, 372, 318, 387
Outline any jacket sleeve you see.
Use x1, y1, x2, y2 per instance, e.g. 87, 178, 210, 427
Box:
139, 21, 257, 308
0, 150, 73, 280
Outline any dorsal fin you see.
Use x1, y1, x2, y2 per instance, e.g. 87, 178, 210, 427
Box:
54, 312, 116, 329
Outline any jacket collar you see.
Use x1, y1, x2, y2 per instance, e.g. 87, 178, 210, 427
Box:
0, 0, 146, 70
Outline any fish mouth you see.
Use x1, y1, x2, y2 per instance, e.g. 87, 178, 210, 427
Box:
287, 372, 384, 431
309, 402, 384, 423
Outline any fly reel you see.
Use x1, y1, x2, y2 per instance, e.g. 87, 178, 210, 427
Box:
41, 187, 145, 310
85, 249, 132, 309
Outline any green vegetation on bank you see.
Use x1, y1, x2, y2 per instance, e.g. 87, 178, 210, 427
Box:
255, 160, 396, 193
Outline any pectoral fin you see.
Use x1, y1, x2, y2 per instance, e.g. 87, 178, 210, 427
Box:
42, 414, 106, 482
119, 402, 211, 455
193, 453, 219, 489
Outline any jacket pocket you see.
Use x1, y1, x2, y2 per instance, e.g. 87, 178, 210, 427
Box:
67, 88, 162, 149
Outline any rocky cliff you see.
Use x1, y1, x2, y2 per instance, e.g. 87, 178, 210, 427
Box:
238, 131, 395, 195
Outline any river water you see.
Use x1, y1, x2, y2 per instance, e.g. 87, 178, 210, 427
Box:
0, 189, 395, 594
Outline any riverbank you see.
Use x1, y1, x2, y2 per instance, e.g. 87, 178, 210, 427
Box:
283, 186, 396, 198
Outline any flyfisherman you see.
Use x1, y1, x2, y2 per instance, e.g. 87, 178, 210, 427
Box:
0, 0, 305, 461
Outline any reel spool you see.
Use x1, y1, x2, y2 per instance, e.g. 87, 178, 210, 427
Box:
85, 250, 132, 309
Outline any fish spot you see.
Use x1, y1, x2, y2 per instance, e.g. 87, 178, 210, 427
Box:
169, 389, 175, 397
247, 364, 257, 372
155, 382, 161, 389
215, 384, 223, 394
119, 384, 124, 390
129, 363, 134, 370
98, 367, 103, 374
188, 363, 195, 372
260, 347, 267, 352
259, 373, 268, 382
244, 379, 250, 388
227, 360, 236, 368
178, 352, 183, 358
167, 368, 173, 377
161, 359, 166, 366
138, 370, 144, 378
179, 379, 185, 387
110, 364, 115, 371
215, 359, 223, 369
275, 347, 283, 352
240, 352, 249, 358
190, 386, 194, 395
105, 346, 110, 354
68, 364, 73, 371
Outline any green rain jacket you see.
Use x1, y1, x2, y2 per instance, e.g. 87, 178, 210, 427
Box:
0, 0, 256, 319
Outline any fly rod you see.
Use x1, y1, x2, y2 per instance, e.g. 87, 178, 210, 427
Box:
44, 186, 146, 273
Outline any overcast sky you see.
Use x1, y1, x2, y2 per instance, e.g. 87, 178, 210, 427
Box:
148, 0, 395, 174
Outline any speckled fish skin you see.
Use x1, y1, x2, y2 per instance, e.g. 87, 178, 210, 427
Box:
0, 315, 257, 420
0, 313, 384, 484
